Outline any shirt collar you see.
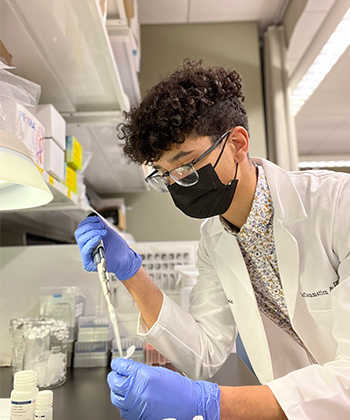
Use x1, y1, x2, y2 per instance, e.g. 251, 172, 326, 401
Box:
220, 164, 274, 237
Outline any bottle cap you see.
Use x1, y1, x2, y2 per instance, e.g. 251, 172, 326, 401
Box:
14, 370, 37, 389
35, 390, 53, 408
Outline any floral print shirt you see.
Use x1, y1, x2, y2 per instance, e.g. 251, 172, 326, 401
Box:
220, 163, 306, 350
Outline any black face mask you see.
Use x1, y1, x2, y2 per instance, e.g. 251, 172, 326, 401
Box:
168, 162, 238, 219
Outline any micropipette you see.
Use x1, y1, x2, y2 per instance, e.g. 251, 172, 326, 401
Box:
91, 237, 124, 358
88, 213, 136, 360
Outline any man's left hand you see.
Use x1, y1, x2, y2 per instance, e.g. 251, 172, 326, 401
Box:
107, 358, 220, 420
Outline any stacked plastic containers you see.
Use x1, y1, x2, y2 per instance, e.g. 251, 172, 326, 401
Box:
40, 287, 84, 368
111, 337, 145, 362
74, 316, 111, 368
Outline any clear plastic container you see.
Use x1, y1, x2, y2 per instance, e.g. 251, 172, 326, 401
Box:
77, 316, 110, 342
40, 287, 84, 341
9, 318, 69, 389
112, 338, 145, 363
74, 341, 110, 353
73, 341, 110, 368
73, 354, 110, 368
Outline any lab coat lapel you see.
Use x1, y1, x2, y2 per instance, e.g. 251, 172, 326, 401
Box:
214, 229, 255, 298
213, 227, 274, 383
273, 219, 300, 323
260, 158, 308, 324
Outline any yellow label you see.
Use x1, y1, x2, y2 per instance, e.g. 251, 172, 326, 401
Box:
36, 165, 44, 174
67, 189, 71, 199
65, 166, 77, 194
73, 141, 83, 167
49, 175, 54, 185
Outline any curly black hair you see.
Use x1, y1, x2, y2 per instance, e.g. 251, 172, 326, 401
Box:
119, 59, 249, 165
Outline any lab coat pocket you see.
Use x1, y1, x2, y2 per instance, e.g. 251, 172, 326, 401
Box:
306, 309, 336, 363
309, 309, 334, 344
308, 308, 333, 326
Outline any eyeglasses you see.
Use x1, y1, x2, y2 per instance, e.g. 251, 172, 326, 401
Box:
145, 130, 232, 193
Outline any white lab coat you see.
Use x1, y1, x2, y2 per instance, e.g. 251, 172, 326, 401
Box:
138, 158, 350, 420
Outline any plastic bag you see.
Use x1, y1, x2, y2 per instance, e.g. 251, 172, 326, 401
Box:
0, 63, 41, 134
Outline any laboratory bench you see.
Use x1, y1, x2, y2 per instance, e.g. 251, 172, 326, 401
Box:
0, 354, 259, 419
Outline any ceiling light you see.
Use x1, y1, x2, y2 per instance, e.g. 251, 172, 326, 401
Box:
299, 160, 350, 169
0, 129, 53, 210
290, 7, 350, 116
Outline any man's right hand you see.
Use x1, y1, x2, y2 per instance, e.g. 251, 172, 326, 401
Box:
74, 215, 142, 281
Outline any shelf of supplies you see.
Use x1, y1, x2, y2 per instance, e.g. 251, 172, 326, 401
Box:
44, 170, 78, 207
0, 168, 93, 243
63, 111, 149, 194
0, 169, 91, 215
2, 0, 129, 112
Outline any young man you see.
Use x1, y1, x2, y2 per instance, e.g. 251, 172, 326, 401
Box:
75, 60, 350, 420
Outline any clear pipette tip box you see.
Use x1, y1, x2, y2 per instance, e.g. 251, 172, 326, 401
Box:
77, 315, 110, 342
40, 286, 84, 341
112, 338, 145, 363
73, 341, 111, 368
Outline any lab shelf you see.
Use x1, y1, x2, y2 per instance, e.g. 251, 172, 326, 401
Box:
0, 209, 82, 244
0, 0, 144, 241
2, 0, 144, 195
0, 163, 137, 243
2, 0, 130, 112
43, 170, 79, 209
0, 168, 89, 214
63, 111, 149, 194
0, 168, 92, 242
107, 21, 141, 106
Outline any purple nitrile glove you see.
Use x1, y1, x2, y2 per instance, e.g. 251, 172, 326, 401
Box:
74, 215, 142, 280
107, 358, 220, 420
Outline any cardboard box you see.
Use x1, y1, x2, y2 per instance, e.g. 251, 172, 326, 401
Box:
123, 0, 134, 24
66, 135, 83, 171
16, 104, 45, 169
35, 104, 66, 150
99, 0, 107, 22
44, 138, 65, 182
0, 40, 12, 66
